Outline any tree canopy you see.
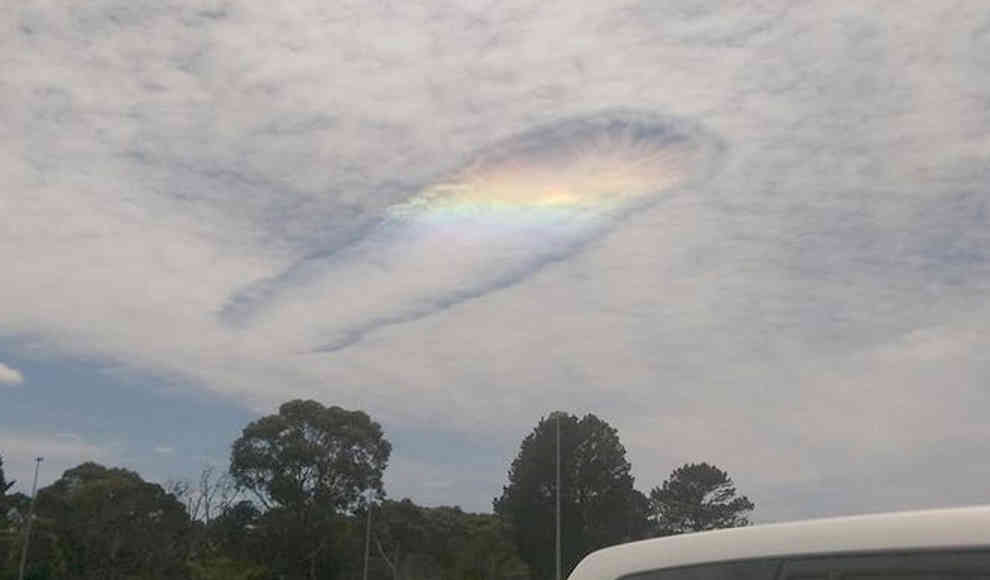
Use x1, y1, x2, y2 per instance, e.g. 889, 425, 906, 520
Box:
494, 412, 647, 580
370, 499, 526, 580
32, 462, 192, 580
228, 399, 392, 579
230, 399, 392, 513
1, 402, 756, 580
647, 462, 754, 535
0, 455, 13, 497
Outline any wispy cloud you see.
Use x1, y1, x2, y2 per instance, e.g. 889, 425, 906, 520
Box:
0, 363, 24, 386
154, 446, 176, 455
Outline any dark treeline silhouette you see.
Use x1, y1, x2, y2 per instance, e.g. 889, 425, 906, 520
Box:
0, 401, 754, 580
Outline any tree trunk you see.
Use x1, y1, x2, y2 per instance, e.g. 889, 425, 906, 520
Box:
375, 535, 402, 580
308, 537, 327, 580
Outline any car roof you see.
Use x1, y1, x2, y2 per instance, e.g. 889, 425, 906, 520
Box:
568, 506, 990, 580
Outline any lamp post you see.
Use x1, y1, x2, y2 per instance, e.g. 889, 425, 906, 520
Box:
556, 413, 562, 580
363, 491, 373, 580
17, 456, 43, 580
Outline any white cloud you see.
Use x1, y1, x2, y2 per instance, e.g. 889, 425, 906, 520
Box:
0, 362, 24, 385
154, 446, 175, 455
1, 0, 989, 519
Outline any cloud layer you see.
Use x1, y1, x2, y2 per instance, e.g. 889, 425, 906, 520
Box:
2, 0, 989, 517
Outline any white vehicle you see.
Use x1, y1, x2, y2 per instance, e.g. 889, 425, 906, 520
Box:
569, 507, 990, 580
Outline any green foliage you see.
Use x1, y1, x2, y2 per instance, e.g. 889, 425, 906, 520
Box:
188, 556, 268, 580
370, 500, 528, 580
204, 500, 262, 563
33, 462, 192, 579
2, 404, 757, 580
229, 400, 391, 579
0, 454, 15, 573
372, 498, 430, 579
1, 498, 32, 578
495, 412, 645, 580
454, 514, 529, 580
647, 462, 754, 535
0, 455, 13, 497
230, 399, 392, 513
2, 527, 67, 580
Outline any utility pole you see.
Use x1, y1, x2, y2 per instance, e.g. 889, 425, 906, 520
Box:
363, 493, 373, 580
556, 413, 562, 580
17, 456, 43, 580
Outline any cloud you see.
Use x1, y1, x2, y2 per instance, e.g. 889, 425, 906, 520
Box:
0, 363, 23, 385
154, 446, 176, 455
1, 0, 989, 519
220, 111, 725, 353
0, 432, 118, 492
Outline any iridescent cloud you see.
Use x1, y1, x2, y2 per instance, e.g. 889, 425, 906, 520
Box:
221, 111, 724, 352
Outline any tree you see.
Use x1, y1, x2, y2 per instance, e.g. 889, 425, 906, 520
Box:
495, 412, 646, 580
205, 500, 262, 563
176, 491, 269, 580
454, 514, 529, 580
372, 500, 529, 580
167, 465, 240, 526
33, 462, 192, 579
167, 465, 243, 563
0, 454, 14, 536
230, 400, 391, 512
0, 454, 13, 498
229, 399, 391, 579
0, 454, 20, 576
187, 556, 268, 580
647, 462, 754, 536
372, 499, 431, 580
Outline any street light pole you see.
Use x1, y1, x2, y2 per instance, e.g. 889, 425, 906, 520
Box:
363, 492, 373, 580
556, 413, 562, 580
17, 456, 43, 580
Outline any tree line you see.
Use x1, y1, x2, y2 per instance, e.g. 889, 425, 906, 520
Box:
0, 400, 754, 580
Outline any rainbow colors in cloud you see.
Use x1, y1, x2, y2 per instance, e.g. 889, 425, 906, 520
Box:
390, 114, 713, 224
221, 112, 723, 352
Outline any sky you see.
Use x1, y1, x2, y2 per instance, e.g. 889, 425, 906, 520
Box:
2, 0, 989, 523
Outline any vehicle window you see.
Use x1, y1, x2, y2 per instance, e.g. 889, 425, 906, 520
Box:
625, 558, 782, 580
782, 551, 990, 580
626, 550, 990, 580
849, 575, 990, 580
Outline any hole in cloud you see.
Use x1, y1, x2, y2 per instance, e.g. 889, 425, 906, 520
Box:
220, 110, 725, 353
